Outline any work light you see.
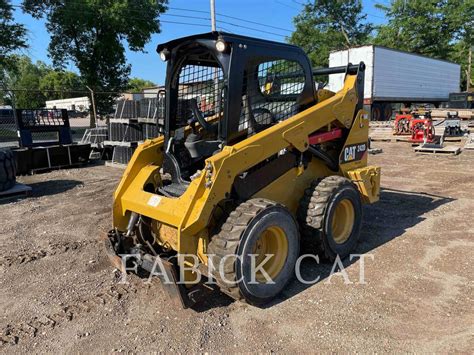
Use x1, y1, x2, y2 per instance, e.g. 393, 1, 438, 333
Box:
215, 39, 227, 52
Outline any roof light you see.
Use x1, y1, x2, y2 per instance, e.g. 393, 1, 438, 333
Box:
159, 49, 169, 61
215, 39, 227, 52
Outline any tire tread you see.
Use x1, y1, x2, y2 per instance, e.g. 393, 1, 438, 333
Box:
208, 198, 279, 302
0, 149, 16, 192
297, 175, 356, 260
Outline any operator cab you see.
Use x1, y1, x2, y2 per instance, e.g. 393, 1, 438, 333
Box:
156, 32, 317, 196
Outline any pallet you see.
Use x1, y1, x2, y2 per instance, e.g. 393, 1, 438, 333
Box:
137, 117, 159, 124
0, 183, 32, 200
369, 121, 393, 128
108, 118, 139, 124
414, 144, 461, 155
464, 134, 474, 150
369, 129, 394, 136
443, 137, 462, 142
103, 140, 140, 147
105, 161, 128, 169
370, 136, 410, 142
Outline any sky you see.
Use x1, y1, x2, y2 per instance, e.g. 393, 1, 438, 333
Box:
11, 0, 388, 86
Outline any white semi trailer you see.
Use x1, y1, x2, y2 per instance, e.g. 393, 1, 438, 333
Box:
328, 45, 461, 120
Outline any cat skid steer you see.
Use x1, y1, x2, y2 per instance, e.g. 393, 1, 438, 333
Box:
102, 32, 380, 308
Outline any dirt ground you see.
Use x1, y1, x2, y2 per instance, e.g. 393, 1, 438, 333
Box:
0, 141, 473, 353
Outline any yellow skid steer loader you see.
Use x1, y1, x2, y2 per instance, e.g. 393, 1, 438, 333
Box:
103, 32, 380, 307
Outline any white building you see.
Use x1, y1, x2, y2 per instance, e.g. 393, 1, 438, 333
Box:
45, 96, 90, 112
120, 93, 144, 101
143, 86, 165, 98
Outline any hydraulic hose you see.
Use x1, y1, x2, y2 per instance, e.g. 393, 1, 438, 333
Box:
308, 146, 339, 172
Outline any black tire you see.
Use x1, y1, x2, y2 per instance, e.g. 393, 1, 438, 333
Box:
371, 103, 382, 121
208, 198, 300, 306
382, 103, 393, 121
0, 149, 16, 192
297, 176, 362, 261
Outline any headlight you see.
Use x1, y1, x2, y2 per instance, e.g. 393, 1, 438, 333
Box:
215, 39, 227, 52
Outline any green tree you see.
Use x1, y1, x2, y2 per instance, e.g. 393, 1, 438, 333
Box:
289, 0, 373, 67
0, 0, 28, 105
449, 40, 474, 91
23, 0, 167, 121
0, 0, 27, 70
127, 77, 156, 92
375, 0, 473, 90
375, 0, 451, 58
6, 56, 48, 108
442, 0, 473, 90
39, 70, 84, 101
5, 56, 85, 108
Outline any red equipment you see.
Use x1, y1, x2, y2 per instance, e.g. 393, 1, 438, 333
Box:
393, 113, 412, 135
393, 111, 436, 143
409, 118, 435, 143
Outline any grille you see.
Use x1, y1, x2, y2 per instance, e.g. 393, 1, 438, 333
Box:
17, 109, 68, 129
239, 59, 305, 132
15, 109, 72, 147
115, 97, 165, 122
176, 64, 224, 128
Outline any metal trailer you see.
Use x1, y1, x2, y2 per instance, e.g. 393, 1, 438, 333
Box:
328, 45, 461, 121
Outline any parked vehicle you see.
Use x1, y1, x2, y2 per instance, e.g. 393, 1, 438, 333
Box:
103, 32, 380, 307
328, 45, 461, 120
0, 108, 14, 125
448, 92, 474, 109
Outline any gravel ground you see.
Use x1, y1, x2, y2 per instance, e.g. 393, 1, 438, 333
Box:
0, 141, 473, 353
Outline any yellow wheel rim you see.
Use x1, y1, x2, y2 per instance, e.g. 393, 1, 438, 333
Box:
252, 226, 288, 283
331, 199, 355, 244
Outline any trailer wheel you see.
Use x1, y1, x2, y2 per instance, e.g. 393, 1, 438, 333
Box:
297, 176, 362, 261
371, 104, 382, 121
0, 149, 16, 192
208, 198, 300, 306
382, 103, 393, 121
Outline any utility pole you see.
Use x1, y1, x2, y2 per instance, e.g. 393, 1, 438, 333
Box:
210, 0, 216, 31
467, 45, 472, 92
86, 85, 97, 128
210, 0, 220, 114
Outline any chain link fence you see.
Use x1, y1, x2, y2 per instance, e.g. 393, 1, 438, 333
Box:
0, 107, 97, 149
0, 108, 18, 148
